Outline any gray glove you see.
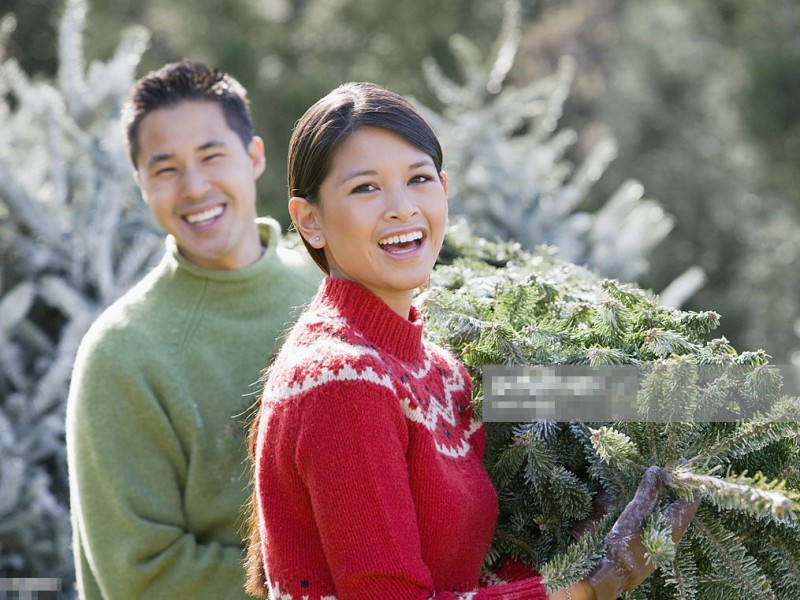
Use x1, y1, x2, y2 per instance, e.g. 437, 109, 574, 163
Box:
587, 466, 701, 600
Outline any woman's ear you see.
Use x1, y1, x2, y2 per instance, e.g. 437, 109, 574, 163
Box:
439, 170, 448, 195
288, 197, 325, 248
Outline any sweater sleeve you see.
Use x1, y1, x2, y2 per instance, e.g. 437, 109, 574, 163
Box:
293, 379, 547, 600
66, 331, 253, 600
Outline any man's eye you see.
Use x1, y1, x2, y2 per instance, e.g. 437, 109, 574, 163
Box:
351, 183, 377, 194
155, 167, 177, 176
203, 153, 223, 162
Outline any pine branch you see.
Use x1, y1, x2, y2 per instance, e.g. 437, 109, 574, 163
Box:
539, 513, 613, 591
486, 0, 521, 94
589, 426, 644, 470
690, 510, 775, 599
0, 282, 35, 333
727, 516, 800, 600
673, 468, 800, 521
642, 508, 677, 570
687, 421, 800, 468
57, 0, 90, 122
638, 357, 701, 422
664, 543, 699, 600
490, 437, 529, 491
643, 328, 701, 358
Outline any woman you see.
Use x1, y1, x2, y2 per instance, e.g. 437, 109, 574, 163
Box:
246, 82, 697, 600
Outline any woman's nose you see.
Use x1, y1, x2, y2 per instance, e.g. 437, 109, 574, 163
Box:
385, 188, 419, 221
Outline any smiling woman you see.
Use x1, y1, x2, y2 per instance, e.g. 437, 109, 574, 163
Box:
244, 82, 697, 600
289, 125, 447, 316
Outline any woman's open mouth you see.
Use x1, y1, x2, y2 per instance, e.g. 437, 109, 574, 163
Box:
378, 230, 424, 255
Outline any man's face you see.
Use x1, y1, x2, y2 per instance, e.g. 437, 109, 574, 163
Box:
134, 100, 266, 270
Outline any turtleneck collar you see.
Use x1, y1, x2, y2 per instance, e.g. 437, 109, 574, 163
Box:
315, 277, 424, 362
163, 217, 281, 283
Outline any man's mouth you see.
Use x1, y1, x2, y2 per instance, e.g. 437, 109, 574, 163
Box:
184, 205, 224, 225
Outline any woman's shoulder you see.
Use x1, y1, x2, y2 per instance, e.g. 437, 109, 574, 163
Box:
263, 312, 396, 404
422, 338, 471, 380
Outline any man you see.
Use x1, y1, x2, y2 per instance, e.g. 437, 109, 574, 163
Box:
66, 61, 320, 598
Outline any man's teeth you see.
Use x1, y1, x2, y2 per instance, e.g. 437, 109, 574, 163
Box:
185, 206, 223, 224
379, 231, 423, 246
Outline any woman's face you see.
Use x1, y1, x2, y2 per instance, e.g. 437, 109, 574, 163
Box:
310, 126, 448, 314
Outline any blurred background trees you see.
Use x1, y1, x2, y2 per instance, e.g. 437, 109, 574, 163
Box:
5, 0, 795, 362
2, 0, 800, 591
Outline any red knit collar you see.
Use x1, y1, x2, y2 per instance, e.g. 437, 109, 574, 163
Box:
314, 277, 424, 361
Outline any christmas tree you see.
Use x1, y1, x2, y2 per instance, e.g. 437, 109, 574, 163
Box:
416, 10, 800, 595
424, 225, 800, 600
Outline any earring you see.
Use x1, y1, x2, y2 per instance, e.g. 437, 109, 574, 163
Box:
314, 236, 320, 242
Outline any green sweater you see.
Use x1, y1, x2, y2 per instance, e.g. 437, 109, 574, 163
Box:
67, 218, 320, 599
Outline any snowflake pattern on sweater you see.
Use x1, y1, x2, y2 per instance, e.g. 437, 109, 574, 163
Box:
255, 278, 547, 600
265, 299, 481, 461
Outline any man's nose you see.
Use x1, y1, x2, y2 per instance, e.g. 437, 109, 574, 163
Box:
180, 166, 211, 199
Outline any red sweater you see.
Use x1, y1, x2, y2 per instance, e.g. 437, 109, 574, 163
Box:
255, 277, 547, 600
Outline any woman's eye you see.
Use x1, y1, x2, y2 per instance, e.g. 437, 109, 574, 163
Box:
410, 174, 433, 185
351, 183, 377, 194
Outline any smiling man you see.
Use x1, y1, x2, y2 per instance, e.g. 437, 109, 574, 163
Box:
66, 61, 319, 599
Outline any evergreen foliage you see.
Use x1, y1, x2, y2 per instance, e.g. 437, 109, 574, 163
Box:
416, 0, 680, 289
0, 0, 159, 582
595, 0, 800, 362
2, 2, 799, 596
426, 226, 800, 598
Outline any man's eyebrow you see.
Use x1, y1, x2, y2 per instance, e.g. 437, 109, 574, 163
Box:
198, 139, 227, 152
145, 139, 227, 169
146, 153, 173, 169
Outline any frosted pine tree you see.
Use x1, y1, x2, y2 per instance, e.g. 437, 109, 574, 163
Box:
425, 226, 800, 600
0, 0, 158, 583
416, 0, 703, 304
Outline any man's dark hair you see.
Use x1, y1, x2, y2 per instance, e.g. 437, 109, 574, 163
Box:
122, 60, 254, 167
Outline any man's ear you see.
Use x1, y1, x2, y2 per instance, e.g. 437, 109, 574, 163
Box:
133, 170, 149, 204
288, 196, 324, 248
248, 136, 267, 179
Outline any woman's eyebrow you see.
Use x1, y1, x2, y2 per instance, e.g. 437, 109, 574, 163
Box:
338, 159, 435, 186
339, 168, 377, 186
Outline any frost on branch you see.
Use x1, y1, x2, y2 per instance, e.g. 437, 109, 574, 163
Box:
0, 0, 159, 582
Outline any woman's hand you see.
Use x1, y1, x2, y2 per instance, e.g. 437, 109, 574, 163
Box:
586, 466, 700, 600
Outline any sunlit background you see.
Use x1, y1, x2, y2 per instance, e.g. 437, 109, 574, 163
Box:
5, 0, 800, 360
1, 0, 800, 591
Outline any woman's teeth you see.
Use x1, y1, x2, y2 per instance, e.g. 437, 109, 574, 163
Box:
379, 231, 423, 246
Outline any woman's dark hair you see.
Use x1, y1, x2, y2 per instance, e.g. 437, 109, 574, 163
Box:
243, 82, 444, 597
287, 81, 444, 274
